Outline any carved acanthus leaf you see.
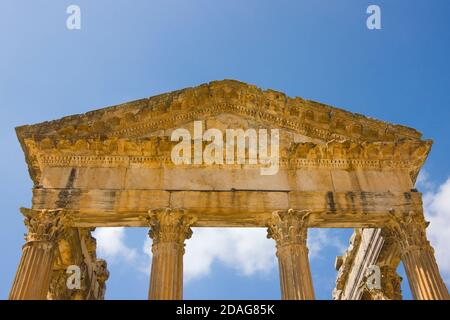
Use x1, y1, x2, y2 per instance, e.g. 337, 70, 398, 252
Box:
94, 259, 110, 284
146, 208, 196, 245
289, 139, 431, 161
27, 136, 431, 163
266, 209, 311, 247
20, 208, 71, 243
386, 211, 430, 254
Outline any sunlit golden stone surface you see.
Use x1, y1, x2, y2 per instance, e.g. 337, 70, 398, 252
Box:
9, 80, 448, 300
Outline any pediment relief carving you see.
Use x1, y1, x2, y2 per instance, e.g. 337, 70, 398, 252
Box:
17, 80, 422, 143
23, 133, 431, 186
26, 136, 431, 162
16, 80, 431, 185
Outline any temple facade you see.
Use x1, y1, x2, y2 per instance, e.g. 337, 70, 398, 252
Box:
9, 80, 449, 300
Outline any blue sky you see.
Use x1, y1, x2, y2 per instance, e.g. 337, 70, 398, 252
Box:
1, 0, 449, 300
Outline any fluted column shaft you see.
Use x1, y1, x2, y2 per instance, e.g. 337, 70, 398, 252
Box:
10, 241, 56, 299
402, 246, 448, 299
146, 208, 195, 300
388, 211, 449, 300
149, 242, 184, 299
9, 209, 67, 300
267, 209, 315, 300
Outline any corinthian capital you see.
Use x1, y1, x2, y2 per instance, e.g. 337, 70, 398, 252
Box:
386, 211, 430, 254
267, 209, 311, 247
20, 208, 70, 243
146, 208, 196, 245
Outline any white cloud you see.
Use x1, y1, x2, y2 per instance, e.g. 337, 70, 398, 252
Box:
138, 237, 153, 274
308, 228, 347, 259
93, 227, 137, 263
87, 173, 450, 289
416, 170, 435, 191
142, 236, 152, 256
142, 228, 277, 282
141, 227, 345, 282
94, 226, 348, 283
419, 176, 450, 283
185, 228, 278, 281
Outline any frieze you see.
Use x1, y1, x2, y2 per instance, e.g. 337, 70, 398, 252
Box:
25, 137, 430, 182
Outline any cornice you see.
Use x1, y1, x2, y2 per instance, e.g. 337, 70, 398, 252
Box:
15, 80, 431, 185
23, 136, 431, 184
16, 80, 423, 142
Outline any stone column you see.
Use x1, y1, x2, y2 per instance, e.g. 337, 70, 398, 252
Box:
379, 265, 403, 300
9, 209, 68, 300
368, 229, 403, 300
94, 259, 110, 300
361, 265, 403, 300
387, 211, 449, 300
146, 208, 195, 300
267, 209, 315, 300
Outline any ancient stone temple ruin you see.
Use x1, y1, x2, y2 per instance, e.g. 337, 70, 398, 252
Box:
10, 80, 449, 300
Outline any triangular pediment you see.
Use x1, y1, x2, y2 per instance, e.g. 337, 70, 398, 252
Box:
16, 80, 432, 185
17, 79, 423, 142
